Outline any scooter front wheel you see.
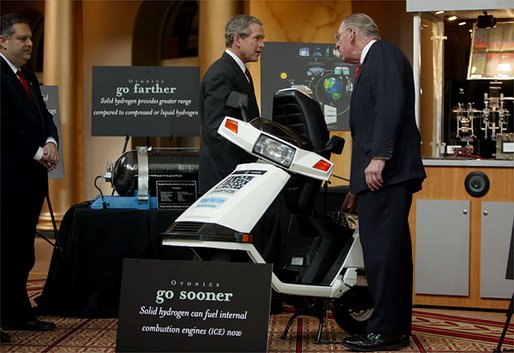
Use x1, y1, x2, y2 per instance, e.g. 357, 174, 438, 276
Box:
332, 286, 373, 334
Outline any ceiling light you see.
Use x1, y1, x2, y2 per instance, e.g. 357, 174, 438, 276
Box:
458, 22, 467, 26
435, 11, 444, 15
448, 16, 457, 21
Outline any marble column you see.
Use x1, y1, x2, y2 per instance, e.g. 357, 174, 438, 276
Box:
38, 0, 83, 230
198, 1, 243, 77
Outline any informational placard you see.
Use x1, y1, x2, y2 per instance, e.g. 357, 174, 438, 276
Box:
156, 180, 197, 210
116, 259, 272, 353
92, 66, 200, 137
41, 86, 64, 179
261, 42, 357, 131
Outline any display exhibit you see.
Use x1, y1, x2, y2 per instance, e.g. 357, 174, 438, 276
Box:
91, 147, 199, 210
447, 80, 512, 159
442, 19, 514, 159
163, 89, 373, 340
415, 11, 513, 160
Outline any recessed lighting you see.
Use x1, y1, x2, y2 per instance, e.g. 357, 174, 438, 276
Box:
448, 16, 458, 21
435, 11, 444, 15
458, 21, 467, 26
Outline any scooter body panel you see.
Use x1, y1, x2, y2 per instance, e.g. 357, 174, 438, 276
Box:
218, 117, 334, 181
161, 237, 362, 298
175, 163, 290, 233
341, 232, 365, 270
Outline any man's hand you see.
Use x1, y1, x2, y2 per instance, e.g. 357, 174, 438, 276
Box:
365, 158, 386, 191
340, 191, 357, 214
41, 143, 59, 171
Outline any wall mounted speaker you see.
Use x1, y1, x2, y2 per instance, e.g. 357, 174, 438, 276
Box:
464, 171, 490, 197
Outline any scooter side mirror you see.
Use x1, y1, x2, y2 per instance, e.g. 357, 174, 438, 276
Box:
226, 91, 249, 122
324, 136, 345, 155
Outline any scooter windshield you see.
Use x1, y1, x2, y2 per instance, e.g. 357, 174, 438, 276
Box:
249, 117, 313, 151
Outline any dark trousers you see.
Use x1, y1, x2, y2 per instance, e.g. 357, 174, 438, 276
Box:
1, 182, 46, 325
357, 182, 414, 335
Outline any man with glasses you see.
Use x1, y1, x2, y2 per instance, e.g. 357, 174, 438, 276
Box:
335, 13, 426, 351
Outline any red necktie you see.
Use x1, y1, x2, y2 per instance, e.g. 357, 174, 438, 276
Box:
245, 68, 254, 91
17, 70, 31, 98
354, 63, 362, 80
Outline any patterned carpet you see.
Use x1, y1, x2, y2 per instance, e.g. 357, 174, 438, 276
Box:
1, 279, 512, 352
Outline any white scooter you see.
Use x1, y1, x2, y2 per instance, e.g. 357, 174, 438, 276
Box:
162, 89, 372, 342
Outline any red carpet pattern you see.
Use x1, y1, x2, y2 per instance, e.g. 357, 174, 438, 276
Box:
0, 280, 512, 352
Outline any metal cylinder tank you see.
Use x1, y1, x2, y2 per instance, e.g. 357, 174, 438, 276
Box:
112, 147, 199, 197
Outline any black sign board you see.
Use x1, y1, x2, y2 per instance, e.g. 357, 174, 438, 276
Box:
156, 180, 197, 210
41, 86, 64, 179
92, 66, 200, 137
261, 42, 357, 131
116, 259, 272, 353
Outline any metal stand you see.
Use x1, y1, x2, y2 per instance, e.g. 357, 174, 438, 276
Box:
280, 298, 333, 344
35, 193, 63, 256
494, 292, 514, 353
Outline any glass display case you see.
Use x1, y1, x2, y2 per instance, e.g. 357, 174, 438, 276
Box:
414, 10, 514, 160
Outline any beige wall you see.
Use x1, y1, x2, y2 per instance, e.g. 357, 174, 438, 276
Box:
352, 0, 414, 63
82, 0, 142, 200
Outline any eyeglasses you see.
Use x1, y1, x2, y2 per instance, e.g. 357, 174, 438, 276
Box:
334, 27, 354, 42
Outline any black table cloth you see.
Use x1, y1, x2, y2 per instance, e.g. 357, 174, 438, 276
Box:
36, 203, 187, 317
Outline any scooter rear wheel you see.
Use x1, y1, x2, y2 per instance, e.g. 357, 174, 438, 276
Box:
332, 286, 373, 334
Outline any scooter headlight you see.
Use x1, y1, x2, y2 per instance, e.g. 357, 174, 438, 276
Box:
253, 134, 296, 168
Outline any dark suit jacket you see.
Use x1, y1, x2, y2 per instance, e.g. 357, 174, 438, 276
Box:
349, 40, 425, 195
1, 57, 59, 197
198, 52, 259, 194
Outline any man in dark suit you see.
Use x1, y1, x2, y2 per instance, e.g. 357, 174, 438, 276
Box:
336, 13, 426, 351
196, 15, 284, 277
198, 14, 264, 195
1, 13, 59, 333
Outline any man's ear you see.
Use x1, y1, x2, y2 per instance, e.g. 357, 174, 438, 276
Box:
0, 35, 7, 50
233, 33, 242, 48
349, 29, 356, 44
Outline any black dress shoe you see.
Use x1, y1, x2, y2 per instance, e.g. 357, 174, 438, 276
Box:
343, 332, 409, 352
1, 330, 10, 343
3, 318, 56, 331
